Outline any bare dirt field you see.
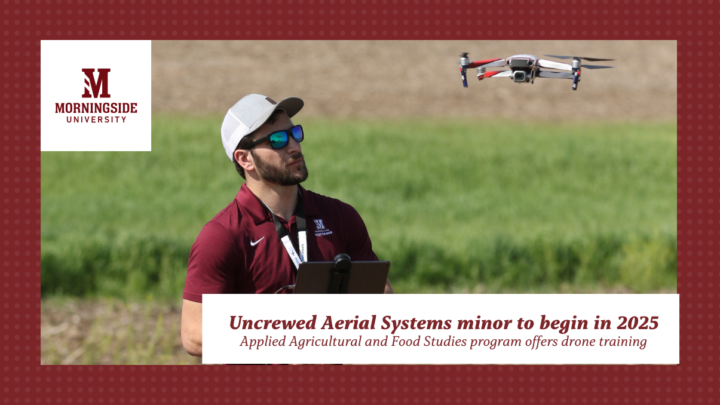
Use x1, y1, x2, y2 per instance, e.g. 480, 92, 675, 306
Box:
41, 298, 200, 365
153, 40, 676, 121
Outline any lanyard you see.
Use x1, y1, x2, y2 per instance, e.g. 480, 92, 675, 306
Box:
256, 193, 307, 270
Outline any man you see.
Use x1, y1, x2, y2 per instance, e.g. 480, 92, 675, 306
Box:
181, 94, 393, 357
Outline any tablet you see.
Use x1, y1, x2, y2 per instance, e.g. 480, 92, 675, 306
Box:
293, 261, 390, 294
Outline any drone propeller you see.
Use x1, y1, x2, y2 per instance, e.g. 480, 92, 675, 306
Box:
544, 54, 615, 62
582, 65, 614, 69
460, 52, 469, 58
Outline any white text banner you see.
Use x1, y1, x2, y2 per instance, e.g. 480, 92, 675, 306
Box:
203, 294, 679, 364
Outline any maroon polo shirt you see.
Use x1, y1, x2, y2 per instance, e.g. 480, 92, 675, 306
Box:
183, 184, 378, 301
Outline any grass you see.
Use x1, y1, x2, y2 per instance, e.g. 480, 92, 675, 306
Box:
41, 116, 677, 297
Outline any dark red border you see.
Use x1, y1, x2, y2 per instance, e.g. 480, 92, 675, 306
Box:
5, 0, 708, 402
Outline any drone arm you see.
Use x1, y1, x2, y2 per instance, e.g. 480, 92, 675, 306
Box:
536, 71, 574, 79
467, 58, 506, 69
537, 59, 572, 71
479, 70, 513, 80
460, 67, 468, 87
572, 68, 581, 90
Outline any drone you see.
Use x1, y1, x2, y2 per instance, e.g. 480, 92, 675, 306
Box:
459, 53, 614, 91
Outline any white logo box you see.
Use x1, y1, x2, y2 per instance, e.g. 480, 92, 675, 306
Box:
41, 40, 152, 152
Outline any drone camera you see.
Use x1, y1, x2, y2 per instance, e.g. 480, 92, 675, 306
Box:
512, 71, 527, 82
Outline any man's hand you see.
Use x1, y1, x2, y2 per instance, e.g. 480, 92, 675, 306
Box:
384, 278, 394, 294
181, 299, 203, 357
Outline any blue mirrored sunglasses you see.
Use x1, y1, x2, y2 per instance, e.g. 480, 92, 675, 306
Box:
242, 125, 304, 150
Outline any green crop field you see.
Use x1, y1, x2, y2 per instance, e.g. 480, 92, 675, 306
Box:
41, 116, 677, 299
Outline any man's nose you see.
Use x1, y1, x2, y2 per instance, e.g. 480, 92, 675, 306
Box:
286, 135, 302, 154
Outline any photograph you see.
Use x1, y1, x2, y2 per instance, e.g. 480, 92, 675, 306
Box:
40, 40, 677, 365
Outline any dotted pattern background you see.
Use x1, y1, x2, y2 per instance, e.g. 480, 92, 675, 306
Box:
1, 0, 711, 403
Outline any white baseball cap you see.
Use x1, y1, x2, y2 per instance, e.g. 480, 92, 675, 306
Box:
220, 94, 304, 161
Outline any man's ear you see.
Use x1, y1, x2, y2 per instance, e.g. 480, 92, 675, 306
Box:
234, 149, 255, 174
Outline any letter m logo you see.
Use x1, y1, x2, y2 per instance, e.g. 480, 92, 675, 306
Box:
82, 68, 111, 98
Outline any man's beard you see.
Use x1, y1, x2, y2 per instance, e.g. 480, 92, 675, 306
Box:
251, 151, 309, 186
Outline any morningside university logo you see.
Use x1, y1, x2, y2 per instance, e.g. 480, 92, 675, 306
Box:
41, 40, 151, 151
314, 219, 333, 237
53, 68, 138, 124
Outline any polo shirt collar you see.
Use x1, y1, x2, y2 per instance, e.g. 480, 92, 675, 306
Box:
236, 183, 318, 225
